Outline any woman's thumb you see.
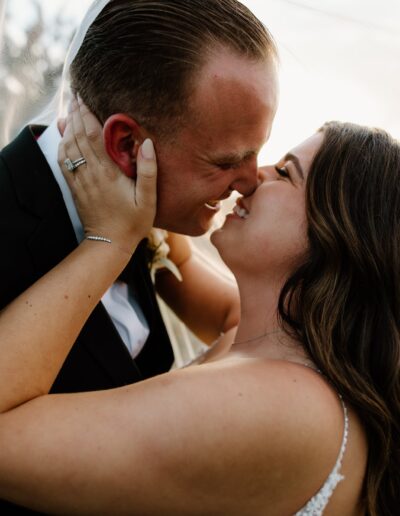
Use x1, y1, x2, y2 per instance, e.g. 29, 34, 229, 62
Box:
136, 138, 157, 209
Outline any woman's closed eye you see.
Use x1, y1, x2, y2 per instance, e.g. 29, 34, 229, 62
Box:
275, 166, 290, 178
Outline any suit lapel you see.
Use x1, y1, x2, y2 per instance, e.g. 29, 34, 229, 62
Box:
3, 126, 58, 218
2, 126, 78, 272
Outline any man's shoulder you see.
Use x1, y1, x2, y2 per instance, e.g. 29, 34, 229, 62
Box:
0, 125, 47, 164
0, 125, 58, 210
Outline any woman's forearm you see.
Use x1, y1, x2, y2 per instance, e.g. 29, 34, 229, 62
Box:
0, 240, 132, 413
156, 233, 240, 344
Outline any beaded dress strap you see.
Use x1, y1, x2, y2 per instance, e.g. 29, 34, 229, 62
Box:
294, 395, 349, 515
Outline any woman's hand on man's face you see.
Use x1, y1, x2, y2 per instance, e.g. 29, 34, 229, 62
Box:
58, 98, 157, 255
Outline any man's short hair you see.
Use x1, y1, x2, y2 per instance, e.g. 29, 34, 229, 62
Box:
70, 0, 277, 137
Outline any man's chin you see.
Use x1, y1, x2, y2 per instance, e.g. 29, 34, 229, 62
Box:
174, 225, 211, 237
154, 214, 214, 237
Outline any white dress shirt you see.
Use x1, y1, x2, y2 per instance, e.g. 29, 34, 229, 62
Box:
37, 121, 150, 358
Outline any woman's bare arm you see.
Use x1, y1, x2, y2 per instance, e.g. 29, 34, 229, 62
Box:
0, 360, 344, 515
156, 232, 240, 345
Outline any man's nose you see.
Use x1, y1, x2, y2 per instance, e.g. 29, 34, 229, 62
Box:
229, 159, 258, 196
257, 166, 269, 184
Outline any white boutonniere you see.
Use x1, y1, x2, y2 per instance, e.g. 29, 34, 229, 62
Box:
147, 229, 183, 283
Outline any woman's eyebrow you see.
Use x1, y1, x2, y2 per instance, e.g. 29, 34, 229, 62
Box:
284, 152, 304, 180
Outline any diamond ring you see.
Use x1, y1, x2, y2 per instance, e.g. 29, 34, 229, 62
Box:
64, 157, 87, 172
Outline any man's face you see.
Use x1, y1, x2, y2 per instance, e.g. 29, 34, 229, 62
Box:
152, 49, 279, 236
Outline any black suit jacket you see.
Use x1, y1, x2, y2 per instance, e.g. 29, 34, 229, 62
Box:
0, 127, 174, 512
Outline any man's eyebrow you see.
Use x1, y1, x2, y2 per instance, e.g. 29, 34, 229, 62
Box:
212, 150, 256, 163
283, 152, 304, 180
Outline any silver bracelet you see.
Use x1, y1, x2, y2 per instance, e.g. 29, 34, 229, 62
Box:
86, 235, 112, 244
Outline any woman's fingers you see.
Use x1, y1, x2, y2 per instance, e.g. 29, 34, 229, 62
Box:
60, 99, 113, 178
136, 139, 157, 221
66, 101, 86, 163
58, 111, 77, 188
57, 118, 67, 136
58, 102, 87, 177
75, 97, 107, 164
57, 99, 158, 248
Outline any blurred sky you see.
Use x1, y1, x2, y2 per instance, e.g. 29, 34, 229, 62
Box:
4, 0, 400, 162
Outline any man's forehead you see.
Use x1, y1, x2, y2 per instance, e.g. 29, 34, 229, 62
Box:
196, 49, 277, 97
201, 45, 273, 75
188, 83, 275, 133
173, 50, 277, 158
187, 55, 278, 133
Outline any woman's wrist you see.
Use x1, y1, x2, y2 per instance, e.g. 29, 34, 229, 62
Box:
83, 222, 148, 257
79, 235, 135, 272
84, 234, 137, 258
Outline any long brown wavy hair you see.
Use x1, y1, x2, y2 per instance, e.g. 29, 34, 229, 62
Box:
278, 122, 400, 515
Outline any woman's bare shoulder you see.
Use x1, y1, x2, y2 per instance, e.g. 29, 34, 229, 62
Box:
131, 358, 352, 512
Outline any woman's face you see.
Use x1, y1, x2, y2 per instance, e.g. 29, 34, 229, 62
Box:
212, 132, 324, 278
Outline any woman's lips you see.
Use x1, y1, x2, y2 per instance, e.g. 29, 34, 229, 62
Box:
233, 197, 250, 218
232, 204, 249, 219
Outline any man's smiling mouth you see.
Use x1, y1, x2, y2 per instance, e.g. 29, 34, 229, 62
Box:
205, 192, 233, 211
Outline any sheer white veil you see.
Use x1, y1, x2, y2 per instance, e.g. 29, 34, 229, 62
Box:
30, 0, 111, 126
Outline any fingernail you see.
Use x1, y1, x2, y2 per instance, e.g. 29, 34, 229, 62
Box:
141, 139, 155, 160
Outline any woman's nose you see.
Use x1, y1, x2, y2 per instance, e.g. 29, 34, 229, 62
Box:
257, 165, 272, 185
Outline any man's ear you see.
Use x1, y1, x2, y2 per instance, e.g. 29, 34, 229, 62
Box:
103, 114, 145, 178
